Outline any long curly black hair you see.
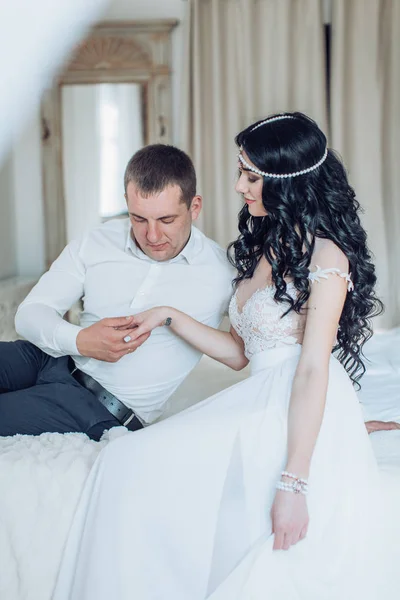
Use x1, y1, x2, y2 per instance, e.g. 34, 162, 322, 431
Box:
228, 112, 383, 386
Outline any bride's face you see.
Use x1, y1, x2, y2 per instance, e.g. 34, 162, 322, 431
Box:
235, 151, 267, 217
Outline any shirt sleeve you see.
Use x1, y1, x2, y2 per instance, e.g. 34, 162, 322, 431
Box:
14, 238, 86, 357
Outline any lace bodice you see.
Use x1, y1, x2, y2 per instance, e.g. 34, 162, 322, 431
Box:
229, 267, 353, 359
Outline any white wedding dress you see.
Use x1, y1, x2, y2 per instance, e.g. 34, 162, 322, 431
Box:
53, 268, 397, 600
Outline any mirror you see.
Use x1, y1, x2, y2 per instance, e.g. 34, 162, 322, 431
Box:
61, 82, 145, 241
41, 20, 177, 266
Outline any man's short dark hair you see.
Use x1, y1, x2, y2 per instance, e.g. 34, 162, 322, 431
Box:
124, 144, 197, 208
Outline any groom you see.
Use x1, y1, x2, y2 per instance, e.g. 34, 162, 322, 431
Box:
0, 144, 234, 440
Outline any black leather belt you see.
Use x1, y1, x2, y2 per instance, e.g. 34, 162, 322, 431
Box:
69, 360, 143, 432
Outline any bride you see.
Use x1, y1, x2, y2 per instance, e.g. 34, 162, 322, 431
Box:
53, 113, 394, 599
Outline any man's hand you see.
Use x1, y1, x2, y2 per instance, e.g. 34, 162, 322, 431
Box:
365, 420, 400, 434
76, 316, 150, 362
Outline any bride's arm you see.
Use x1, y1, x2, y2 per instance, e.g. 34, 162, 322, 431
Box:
272, 245, 349, 550
127, 306, 248, 371
285, 253, 348, 479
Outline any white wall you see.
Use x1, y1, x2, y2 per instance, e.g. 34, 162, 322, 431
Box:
104, 0, 186, 146
0, 152, 17, 279
0, 108, 44, 281
105, 0, 184, 20
0, 0, 186, 281
12, 112, 45, 277
322, 0, 332, 24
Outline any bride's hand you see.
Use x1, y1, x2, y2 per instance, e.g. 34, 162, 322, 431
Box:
271, 491, 309, 550
127, 307, 171, 339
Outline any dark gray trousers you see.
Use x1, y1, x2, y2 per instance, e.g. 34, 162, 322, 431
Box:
0, 341, 120, 440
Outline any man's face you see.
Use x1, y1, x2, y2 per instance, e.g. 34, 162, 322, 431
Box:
125, 182, 202, 262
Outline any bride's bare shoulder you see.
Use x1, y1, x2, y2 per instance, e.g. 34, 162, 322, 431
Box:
311, 238, 349, 272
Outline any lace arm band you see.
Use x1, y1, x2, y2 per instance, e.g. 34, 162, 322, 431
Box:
308, 266, 354, 292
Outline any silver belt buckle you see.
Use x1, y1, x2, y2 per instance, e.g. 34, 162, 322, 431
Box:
123, 412, 136, 427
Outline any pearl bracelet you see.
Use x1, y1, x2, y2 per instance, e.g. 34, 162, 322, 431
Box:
281, 471, 308, 486
276, 480, 308, 495
276, 471, 309, 495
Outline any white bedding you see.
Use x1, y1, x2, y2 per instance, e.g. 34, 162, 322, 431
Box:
0, 329, 399, 600
358, 328, 400, 422
0, 430, 118, 600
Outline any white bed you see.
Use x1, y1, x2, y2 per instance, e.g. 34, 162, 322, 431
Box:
0, 329, 399, 600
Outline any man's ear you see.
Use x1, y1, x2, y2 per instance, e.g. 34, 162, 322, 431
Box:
190, 195, 202, 221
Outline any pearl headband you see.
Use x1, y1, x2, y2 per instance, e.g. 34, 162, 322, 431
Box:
250, 114, 295, 131
238, 115, 328, 179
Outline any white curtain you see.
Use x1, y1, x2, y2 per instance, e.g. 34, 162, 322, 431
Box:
331, 0, 400, 328
181, 0, 327, 249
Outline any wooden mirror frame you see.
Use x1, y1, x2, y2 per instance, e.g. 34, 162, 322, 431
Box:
41, 19, 178, 268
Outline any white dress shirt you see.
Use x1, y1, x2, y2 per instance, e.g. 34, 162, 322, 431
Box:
15, 219, 235, 423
